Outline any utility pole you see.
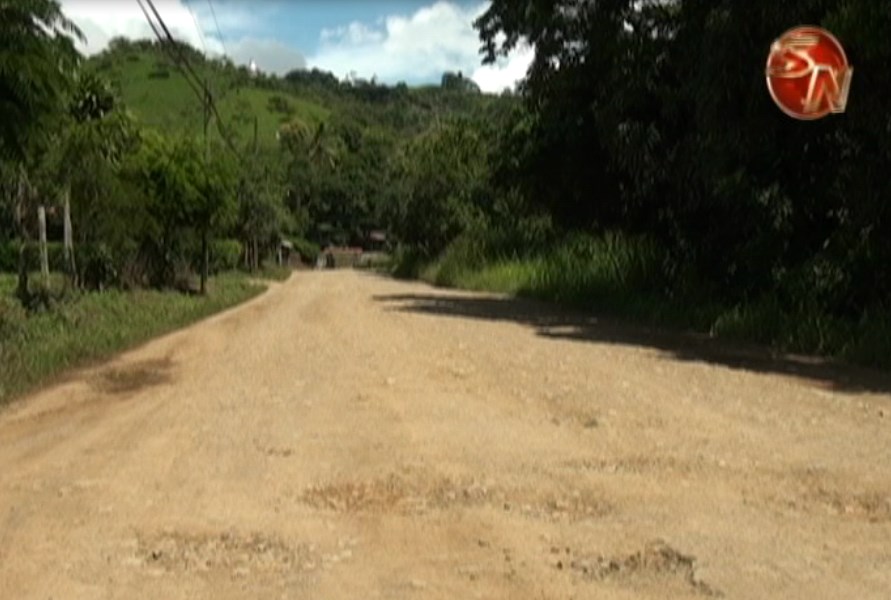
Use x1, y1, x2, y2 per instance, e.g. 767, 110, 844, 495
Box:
14, 167, 29, 303
37, 205, 48, 288
200, 78, 211, 295
204, 80, 210, 161
62, 185, 76, 287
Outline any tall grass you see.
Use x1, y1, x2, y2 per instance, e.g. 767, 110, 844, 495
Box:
402, 231, 891, 370
0, 273, 266, 405
426, 231, 669, 308
254, 264, 292, 281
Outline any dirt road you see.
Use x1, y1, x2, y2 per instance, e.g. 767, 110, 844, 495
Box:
0, 271, 889, 599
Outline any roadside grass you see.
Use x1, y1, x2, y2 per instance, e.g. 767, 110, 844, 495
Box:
0, 272, 266, 406
403, 234, 891, 371
253, 264, 293, 281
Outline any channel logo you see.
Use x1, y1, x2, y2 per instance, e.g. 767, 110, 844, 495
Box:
766, 26, 852, 120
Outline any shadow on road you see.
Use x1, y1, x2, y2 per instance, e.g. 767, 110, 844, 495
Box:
374, 291, 891, 396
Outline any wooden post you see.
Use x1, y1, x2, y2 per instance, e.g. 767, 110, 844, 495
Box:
62, 185, 76, 286
14, 168, 29, 303
38, 205, 49, 287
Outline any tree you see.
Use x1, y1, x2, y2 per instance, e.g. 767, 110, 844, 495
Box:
279, 118, 338, 243
192, 144, 237, 293
238, 150, 289, 271
1, 0, 83, 302
47, 71, 136, 286
475, 0, 891, 313
441, 71, 481, 94
0, 0, 83, 160
123, 132, 235, 291
393, 119, 487, 257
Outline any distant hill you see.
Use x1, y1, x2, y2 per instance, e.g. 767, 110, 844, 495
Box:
86, 38, 498, 150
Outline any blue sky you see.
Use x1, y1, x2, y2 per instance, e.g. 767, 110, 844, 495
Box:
225, 1, 444, 51
60, 0, 533, 93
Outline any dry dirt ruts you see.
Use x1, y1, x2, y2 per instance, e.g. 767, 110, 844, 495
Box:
0, 271, 889, 599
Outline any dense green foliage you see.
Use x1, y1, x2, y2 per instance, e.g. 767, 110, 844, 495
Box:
473, 1, 891, 311
1, 28, 496, 287
0, 0, 82, 161
388, 0, 891, 368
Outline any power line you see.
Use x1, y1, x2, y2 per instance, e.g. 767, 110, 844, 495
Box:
202, 0, 249, 133
206, 0, 228, 57
135, 0, 204, 100
186, 3, 209, 56
135, 0, 241, 157
142, 0, 207, 94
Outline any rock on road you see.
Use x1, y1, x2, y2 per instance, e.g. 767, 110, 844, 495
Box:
0, 271, 889, 599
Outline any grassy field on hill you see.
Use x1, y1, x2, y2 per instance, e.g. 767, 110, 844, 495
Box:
91, 47, 331, 148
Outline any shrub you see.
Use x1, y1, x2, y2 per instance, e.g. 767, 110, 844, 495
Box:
289, 237, 320, 265
267, 95, 294, 116
0, 294, 26, 341
79, 243, 119, 290
512, 232, 665, 306
845, 311, 891, 369
0, 242, 17, 272
209, 239, 243, 273
390, 246, 425, 280
1, 241, 67, 273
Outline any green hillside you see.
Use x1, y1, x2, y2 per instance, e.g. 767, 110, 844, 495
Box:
88, 40, 331, 149
85, 39, 491, 151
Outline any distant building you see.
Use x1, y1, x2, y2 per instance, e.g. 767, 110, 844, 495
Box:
367, 230, 387, 252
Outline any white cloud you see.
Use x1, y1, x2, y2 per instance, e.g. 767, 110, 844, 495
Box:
471, 42, 534, 94
59, 0, 305, 74
59, 0, 529, 87
321, 23, 385, 46
308, 1, 532, 93
61, 0, 222, 56
227, 37, 306, 74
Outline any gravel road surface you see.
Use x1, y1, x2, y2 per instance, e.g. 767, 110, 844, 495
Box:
1, 271, 889, 599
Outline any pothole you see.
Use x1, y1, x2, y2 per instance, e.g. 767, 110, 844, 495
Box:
300, 472, 492, 514
94, 357, 175, 395
554, 540, 721, 597
808, 487, 891, 521
771, 468, 891, 523
302, 474, 411, 513
566, 455, 705, 476
135, 530, 316, 576
300, 471, 611, 521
